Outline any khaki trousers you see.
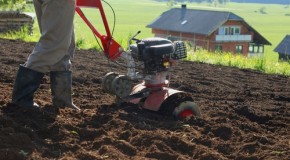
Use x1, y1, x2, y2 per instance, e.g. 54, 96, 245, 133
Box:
24, 0, 76, 73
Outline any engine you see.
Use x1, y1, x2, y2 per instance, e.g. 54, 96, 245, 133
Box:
130, 37, 187, 73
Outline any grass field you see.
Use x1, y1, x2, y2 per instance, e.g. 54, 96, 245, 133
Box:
74, 0, 290, 60
73, 0, 168, 48
2, 0, 290, 61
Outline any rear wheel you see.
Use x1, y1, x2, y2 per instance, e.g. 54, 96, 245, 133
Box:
111, 75, 133, 98
102, 72, 118, 93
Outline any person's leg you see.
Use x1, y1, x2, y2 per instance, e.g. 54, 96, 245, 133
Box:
30, 0, 79, 110
49, 29, 79, 110
11, 0, 45, 108
12, 0, 78, 109
12, 65, 44, 108
50, 70, 80, 110
24, 0, 76, 73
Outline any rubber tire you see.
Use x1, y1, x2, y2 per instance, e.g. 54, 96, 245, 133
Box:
158, 92, 200, 119
173, 101, 201, 119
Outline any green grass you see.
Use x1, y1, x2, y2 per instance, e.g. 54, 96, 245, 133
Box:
1, 0, 290, 76
74, 1, 290, 60
0, 24, 39, 42
74, 0, 168, 49
187, 49, 290, 76
2, 0, 290, 55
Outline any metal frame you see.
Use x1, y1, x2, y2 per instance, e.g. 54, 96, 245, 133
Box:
75, 0, 123, 60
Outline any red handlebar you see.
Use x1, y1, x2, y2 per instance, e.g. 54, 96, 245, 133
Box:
75, 0, 123, 60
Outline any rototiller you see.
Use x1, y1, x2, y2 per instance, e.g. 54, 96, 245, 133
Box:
75, 0, 201, 119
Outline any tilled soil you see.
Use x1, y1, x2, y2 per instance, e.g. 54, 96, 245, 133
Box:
0, 38, 289, 160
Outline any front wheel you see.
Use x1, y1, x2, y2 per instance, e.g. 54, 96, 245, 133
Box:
158, 92, 201, 119
173, 101, 201, 119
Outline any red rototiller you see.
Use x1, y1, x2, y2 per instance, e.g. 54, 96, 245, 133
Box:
75, 0, 201, 119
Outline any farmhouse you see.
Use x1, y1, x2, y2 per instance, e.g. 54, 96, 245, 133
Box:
147, 5, 271, 57
274, 35, 290, 61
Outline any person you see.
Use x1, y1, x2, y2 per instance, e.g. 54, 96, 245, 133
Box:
11, 0, 80, 110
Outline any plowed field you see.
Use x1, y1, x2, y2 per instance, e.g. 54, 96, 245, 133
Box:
0, 38, 289, 160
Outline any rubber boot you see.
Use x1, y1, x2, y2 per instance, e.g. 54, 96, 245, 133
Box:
50, 71, 80, 110
12, 65, 44, 108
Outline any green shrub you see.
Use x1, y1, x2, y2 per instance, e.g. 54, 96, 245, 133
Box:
0, 0, 26, 11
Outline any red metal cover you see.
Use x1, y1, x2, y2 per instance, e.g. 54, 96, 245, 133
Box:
143, 87, 182, 111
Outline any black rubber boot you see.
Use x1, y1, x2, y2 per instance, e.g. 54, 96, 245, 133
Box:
12, 65, 44, 108
50, 71, 80, 110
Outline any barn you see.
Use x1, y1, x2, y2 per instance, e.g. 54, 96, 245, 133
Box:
147, 5, 271, 57
274, 35, 290, 61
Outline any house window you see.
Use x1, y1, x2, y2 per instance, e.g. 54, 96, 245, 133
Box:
215, 45, 222, 52
218, 27, 225, 35
218, 27, 227, 35
233, 27, 240, 35
236, 45, 243, 54
249, 45, 253, 53
249, 44, 264, 53
259, 46, 264, 53
254, 46, 259, 53
218, 26, 240, 35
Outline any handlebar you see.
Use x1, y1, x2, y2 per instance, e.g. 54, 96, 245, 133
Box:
128, 31, 141, 47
